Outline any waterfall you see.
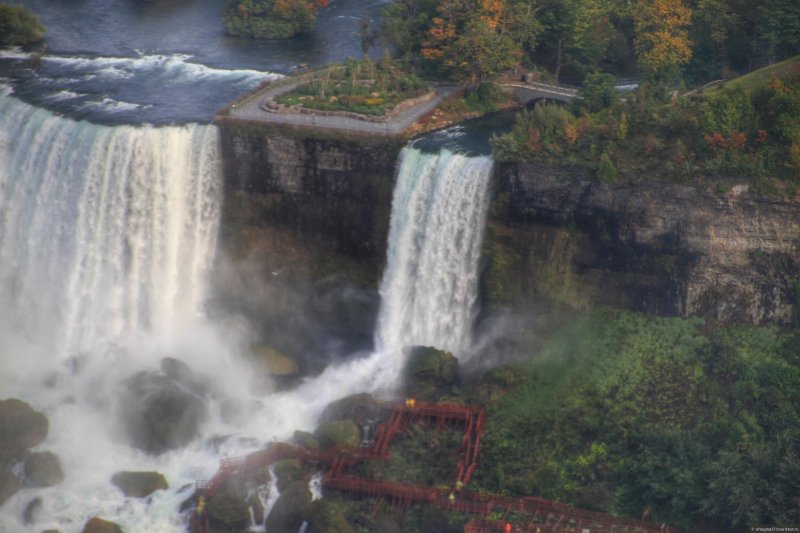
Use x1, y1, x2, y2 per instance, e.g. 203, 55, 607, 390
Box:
373, 146, 493, 379
0, 93, 493, 531
0, 94, 221, 360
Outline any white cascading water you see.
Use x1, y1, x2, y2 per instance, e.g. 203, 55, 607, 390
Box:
0, 90, 493, 532
0, 93, 234, 532
371, 146, 494, 384
0, 93, 221, 359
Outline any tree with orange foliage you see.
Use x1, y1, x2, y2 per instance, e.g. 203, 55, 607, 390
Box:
632, 0, 693, 79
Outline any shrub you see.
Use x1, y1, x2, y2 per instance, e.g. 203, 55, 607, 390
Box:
576, 72, 617, 113
597, 152, 617, 182
0, 3, 45, 45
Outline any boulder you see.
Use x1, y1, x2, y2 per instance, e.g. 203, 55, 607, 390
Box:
82, 517, 123, 533
110, 471, 168, 498
208, 493, 250, 531
159, 358, 208, 398
291, 430, 319, 449
250, 345, 299, 376
273, 458, 305, 492
0, 468, 21, 507
403, 346, 459, 401
306, 499, 354, 533
265, 479, 311, 533
120, 371, 207, 454
24, 451, 64, 487
0, 398, 49, 464
317, 393, 379, 426
314, 420, 360, 450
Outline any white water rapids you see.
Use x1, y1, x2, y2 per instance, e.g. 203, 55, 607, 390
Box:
0, 94, 493, 532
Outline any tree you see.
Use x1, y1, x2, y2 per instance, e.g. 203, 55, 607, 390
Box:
577, 71, 617, 113
632, 0, 693, 80
0, 3, 45, 45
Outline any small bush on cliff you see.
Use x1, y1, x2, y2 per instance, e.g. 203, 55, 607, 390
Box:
0, 3, 45, 45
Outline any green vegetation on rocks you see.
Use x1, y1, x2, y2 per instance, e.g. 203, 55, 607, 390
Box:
0, 3, 45, 45
223, 0, 327, 40
492, 58, 800, 189
403, 346, 459, 401
208, 493, 250, 531
471, 310, 800, 531
306, 499, 355, 533
314, 419, 360, 449
275, 57, 428, 116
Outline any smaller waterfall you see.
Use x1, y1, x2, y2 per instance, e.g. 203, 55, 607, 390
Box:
374, 146, 494, 376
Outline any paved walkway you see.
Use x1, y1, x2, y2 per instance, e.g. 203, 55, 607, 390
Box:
226, 79, 460, 136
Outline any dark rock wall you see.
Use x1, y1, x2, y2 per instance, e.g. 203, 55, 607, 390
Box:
486, 162, 800, 325
215, 119, 800, 327
214, 119, 403, 360
217, 119, 403, 286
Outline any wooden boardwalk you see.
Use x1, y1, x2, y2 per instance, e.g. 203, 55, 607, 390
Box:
191, 399, 677, 533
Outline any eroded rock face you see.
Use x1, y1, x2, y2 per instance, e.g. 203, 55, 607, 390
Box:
120, 371, 208, 455
488, 163, 800, 325
110, 471, 168, 497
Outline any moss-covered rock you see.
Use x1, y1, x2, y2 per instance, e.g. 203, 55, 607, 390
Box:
306, 499, 355, 533
314, 419, 360, 449
208, 493, 250, 531
0, 4, 45, 45
317, 393, 378, 426
265, 479, 312, 533
24, 451, 63, 487
273, 458, 305, 492
110, 471, 168, 498
403, 346, 459, 401
120, 371, 207, 455
291, 430, 319, 449
82, 517, 123, 533
0, 398, 49, 464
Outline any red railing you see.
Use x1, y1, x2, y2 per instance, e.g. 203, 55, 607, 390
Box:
190, 399, 677, 533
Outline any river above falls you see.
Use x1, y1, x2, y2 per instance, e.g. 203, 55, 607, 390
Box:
0, 0, 389, 125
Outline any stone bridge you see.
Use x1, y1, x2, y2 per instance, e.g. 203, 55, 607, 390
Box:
501, 80, 580, 105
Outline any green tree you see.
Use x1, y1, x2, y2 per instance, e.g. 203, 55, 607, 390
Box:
576, 71, 617, 113
0, 3, 45, 45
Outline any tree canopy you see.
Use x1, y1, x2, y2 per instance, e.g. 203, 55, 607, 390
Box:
0, 3, 45, 45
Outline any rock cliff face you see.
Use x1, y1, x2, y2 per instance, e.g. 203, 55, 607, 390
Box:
217, 119, 403, 285
214, 119, 404, 360
486, 162, 800, 325
215, 120, 800, 327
